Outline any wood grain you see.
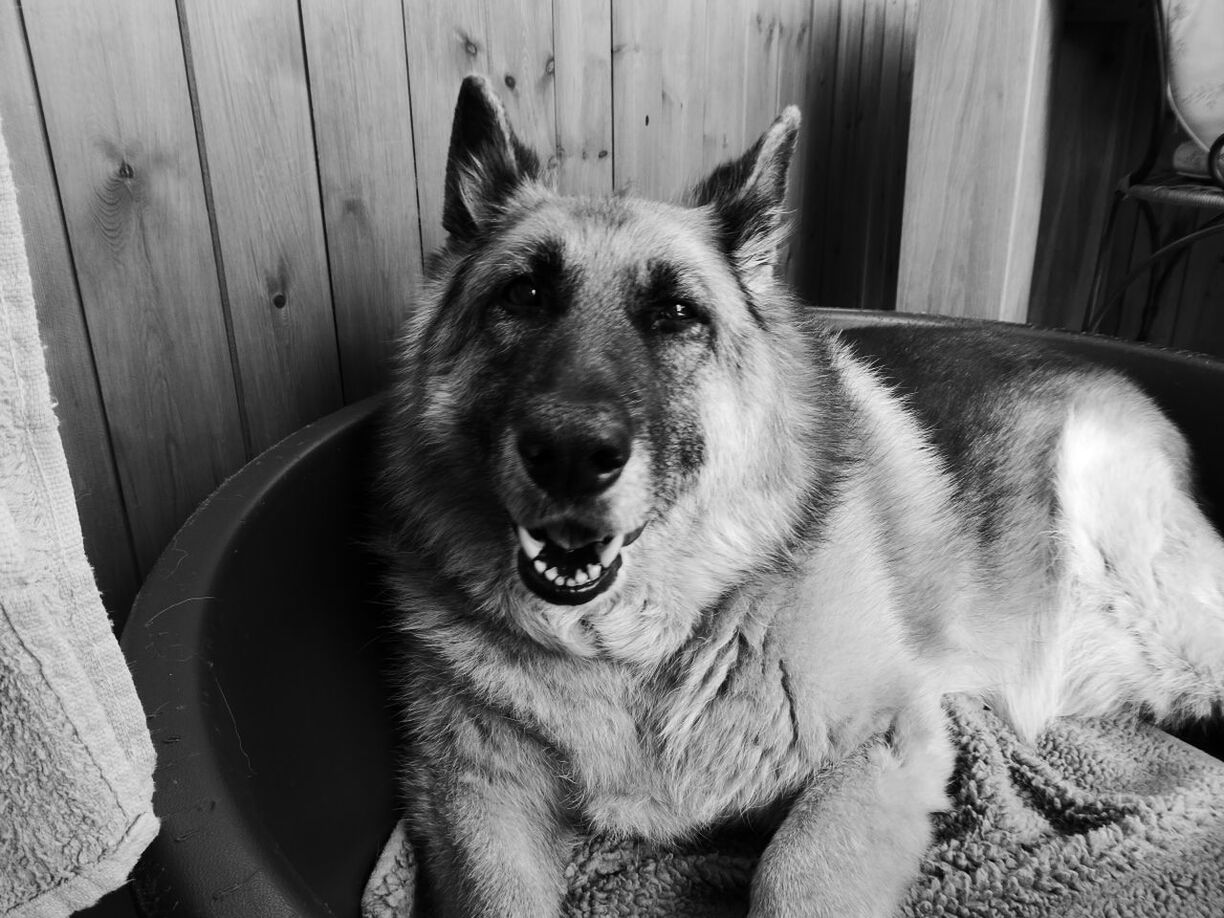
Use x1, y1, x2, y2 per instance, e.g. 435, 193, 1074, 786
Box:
897, 0, 1056, 321
403, 0, 557, 255
181, 0, 344, 450
552, 0, 614, 197
858, 0, 917, 309
790, 0, 917, 310
21, 0, 246, 572
300, 0, 425, 400
611, 0, 710, 200
790, 0, 845, 299
0, 3, 140, 617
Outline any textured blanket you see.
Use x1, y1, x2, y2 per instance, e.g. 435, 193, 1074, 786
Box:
363, 694, 1224, 917
0, 110, 158, 915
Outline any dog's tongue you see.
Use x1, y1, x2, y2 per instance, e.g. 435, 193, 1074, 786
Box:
543, 524, 624, 566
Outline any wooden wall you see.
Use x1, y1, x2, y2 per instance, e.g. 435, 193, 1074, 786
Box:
0, 0, 920, 625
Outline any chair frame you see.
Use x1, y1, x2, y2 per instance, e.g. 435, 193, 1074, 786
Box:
1082, 0, 1224, 339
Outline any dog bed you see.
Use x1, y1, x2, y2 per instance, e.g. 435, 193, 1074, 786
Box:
363, 694, 1224, 917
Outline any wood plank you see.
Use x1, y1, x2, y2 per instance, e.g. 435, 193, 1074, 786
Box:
845, 0, 887, 308
896, 0, 1056, 321
300, 0, 424, 401
611, 0, 710, 201
21, 0, 246, 572
704, 0, 814, 170
789, 0, 844, 299
612, 0, 814, 205
700, 2, 750, 173
552, 0, 614, 197
404, 0, 556, 256
0, 3, 140, 618
819, 0, 866, 308
859, 0, 913, 309
181, 0, 343, 449
772, 0, 816, 282
875, 0, 920, 309
1028, 16, 1149, 331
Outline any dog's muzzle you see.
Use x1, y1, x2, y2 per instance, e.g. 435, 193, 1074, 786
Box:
515, 524, 644, 605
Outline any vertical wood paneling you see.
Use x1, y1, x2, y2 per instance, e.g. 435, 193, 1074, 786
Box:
818, 0, 867, 307
881, 0, 919, 305
701, 4, 749, 172
611, 0, 710, 200
30, 0, 1211, 614
859, 0, 916, 308
0, 2, 139, 617
553, 0, 614, 197
771, 0, 816, 281
790, 0, 916, 309
790, 0, 844, 296
611, 0, 815, 204
842, 0, 887, 307
1028, 14, 1149, 331
180, 0, 343, 451
897, 0, 1056, 321
403, 0, 556, 256
300, 0, 424, 400
21, 0, 246, 572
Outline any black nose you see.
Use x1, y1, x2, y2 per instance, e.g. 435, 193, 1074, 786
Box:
517, 412, 631, 500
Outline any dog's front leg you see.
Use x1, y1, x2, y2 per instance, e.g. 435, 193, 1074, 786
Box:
410, 724, 574, 917
749, 708, 952, 918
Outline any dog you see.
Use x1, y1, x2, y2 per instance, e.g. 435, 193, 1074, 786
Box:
375, 74, 1224, 917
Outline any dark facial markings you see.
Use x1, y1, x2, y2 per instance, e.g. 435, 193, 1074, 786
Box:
485, 238, 575, 326
634, 258, 713, 344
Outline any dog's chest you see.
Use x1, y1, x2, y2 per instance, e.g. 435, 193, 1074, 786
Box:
560, 636, 812, 841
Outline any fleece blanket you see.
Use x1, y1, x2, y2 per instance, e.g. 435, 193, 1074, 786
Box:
363, 694, 1224, 917
0, 110, 158, 914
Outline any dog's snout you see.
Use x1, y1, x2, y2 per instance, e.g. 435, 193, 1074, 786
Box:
517, 410, 631, 499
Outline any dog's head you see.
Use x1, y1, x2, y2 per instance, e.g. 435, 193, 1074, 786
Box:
385, 76, 825, 660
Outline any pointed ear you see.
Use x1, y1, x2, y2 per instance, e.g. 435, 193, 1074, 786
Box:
690, 106, 801, 276
443, 74, 541, 240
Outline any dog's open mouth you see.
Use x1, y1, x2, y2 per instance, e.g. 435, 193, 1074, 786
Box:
514, 524, 643, 605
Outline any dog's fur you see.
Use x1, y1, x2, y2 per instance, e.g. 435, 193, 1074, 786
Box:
376, 75, 1224, 917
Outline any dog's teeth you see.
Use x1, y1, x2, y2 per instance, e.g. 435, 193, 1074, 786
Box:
587, 564, 602, 580
533, 558, 546, 574
575, 569, 589, 585
597, 534, 625, 568
516, 526, 545, 560
545, 567, 559, 582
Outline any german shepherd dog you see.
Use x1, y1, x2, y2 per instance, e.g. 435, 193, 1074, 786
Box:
377, 75, 1224, 917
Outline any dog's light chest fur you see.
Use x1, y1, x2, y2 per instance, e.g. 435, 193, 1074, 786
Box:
379, 76, 1224, 918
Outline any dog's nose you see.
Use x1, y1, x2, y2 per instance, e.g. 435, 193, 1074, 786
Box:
517, 414, 630, 499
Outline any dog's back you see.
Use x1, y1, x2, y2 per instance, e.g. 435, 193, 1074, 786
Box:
838, 324, 1224, 740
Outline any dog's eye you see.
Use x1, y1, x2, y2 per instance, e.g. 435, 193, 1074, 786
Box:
499, 277, 543, 316
650, 300, 704, 333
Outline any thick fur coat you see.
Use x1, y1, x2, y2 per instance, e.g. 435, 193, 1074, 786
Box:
376, 75, 1224, 917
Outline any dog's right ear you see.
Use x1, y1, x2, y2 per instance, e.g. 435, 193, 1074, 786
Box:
443, 75, 541, 241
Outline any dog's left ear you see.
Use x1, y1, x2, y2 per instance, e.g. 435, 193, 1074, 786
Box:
690, 106, 800, 276
444, 74, 541, 241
